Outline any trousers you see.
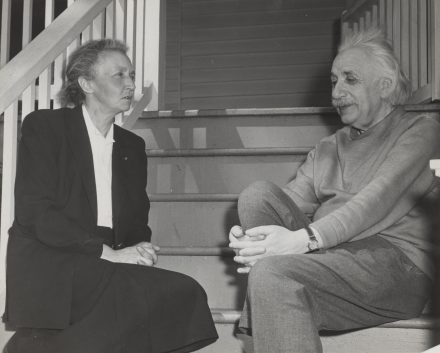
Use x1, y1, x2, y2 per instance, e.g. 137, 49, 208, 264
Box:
237, 181, 431, 353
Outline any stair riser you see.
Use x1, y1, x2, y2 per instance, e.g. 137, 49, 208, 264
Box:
147, 154, 304, 194
133, 114, 341, 150
150, 201, 237, 247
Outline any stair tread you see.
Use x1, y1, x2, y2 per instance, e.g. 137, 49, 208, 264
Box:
210, 309, 440, 328
142, 107, 337, 119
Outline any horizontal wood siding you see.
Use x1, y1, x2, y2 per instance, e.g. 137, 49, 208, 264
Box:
165, 0, 345, 109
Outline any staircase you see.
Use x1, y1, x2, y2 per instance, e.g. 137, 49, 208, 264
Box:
132, 105, 439, 353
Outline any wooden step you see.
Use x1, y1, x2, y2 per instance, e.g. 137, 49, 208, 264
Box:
134, 107, 341, 150
200, 309, 439, 353
149, 194, 237, 247
146, 149, 306, 194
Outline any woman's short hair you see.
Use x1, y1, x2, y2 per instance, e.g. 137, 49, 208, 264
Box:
338, 28, 411, 105
58, 39, 128, 107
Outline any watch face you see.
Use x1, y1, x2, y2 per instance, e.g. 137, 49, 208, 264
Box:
308, 240, 319, 252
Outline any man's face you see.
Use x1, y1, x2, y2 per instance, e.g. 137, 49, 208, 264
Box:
331, 48, 388, 130
88, 50, 135, 117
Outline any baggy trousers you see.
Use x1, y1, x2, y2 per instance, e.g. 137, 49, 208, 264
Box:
237, 181, 431, 353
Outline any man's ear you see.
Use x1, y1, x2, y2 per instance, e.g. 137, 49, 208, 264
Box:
378, 76, 395, 99
77, 76, 94, 94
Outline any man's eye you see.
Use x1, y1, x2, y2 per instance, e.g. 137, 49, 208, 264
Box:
346, 76, 358, 84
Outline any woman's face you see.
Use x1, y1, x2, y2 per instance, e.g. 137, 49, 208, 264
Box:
86, 50, 135, 117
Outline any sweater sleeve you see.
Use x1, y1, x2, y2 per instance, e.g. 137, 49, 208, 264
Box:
283, 148, 320, 216
311, 114, 440, 249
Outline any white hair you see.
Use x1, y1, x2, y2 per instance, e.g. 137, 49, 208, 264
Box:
338, 28, 411, 105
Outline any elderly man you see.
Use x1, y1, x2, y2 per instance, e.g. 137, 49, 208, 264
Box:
229, 29, 440, 352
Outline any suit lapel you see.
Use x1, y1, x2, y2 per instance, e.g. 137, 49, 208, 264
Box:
65, 106, 98, 224
112, 125, 128, 234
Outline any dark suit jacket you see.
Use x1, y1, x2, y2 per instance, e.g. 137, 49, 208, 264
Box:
5, 106, 151, 329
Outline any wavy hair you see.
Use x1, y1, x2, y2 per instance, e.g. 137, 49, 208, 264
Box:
58, 39, 128, 107
338, 28, 411, 105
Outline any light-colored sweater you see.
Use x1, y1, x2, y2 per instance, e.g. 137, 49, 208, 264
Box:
284, 107, 440, 277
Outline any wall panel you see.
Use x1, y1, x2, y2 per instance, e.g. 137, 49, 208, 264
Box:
164, 0, 345, 109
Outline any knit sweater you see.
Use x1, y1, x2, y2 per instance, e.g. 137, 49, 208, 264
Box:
283, 107, 440, 277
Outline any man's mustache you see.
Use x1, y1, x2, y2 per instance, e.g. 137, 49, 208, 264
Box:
332, 99, 354, 107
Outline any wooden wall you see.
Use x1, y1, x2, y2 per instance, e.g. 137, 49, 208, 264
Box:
164, 0, 346, 110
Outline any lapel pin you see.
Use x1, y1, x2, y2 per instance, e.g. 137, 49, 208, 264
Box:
124, 156, 128, 161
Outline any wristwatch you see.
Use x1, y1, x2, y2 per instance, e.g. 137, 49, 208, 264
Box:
305, 225, 319, 252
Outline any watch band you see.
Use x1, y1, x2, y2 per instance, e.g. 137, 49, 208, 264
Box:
305, 225, 319, 252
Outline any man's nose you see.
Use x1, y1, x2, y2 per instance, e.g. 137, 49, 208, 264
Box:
332, 82, 345, 99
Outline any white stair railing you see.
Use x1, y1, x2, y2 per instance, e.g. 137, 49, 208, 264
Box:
341, 0, 440, 104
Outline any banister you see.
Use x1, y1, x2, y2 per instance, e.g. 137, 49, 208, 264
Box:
0, 0, 113, 114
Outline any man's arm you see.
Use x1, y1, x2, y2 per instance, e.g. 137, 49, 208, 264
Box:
312, 115, 440, 249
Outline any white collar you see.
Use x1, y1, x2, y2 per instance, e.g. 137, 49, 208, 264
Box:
82, 105, 115, 142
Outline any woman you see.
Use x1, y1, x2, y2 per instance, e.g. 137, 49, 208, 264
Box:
4, 39, 217, 353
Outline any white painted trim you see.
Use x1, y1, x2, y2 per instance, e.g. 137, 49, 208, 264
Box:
144, 0, 160, 110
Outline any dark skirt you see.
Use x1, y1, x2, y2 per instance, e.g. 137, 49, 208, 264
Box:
7, 252, 218, 353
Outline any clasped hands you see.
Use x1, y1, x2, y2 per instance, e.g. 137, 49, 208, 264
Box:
229, 225, 309, 273
101, 242, 160, 267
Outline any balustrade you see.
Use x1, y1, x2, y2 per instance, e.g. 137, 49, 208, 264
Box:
341, 0, 440, 103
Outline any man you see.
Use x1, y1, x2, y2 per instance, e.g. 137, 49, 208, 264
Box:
5, 39, 217, 353
229, 28, 440, 352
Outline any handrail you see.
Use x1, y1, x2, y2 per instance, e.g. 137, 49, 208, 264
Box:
0, 0, 112, 114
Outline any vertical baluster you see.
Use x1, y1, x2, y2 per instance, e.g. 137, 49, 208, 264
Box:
432, 0, 440, 100
371, 5, 378, 28
126, 0, 136, 63
53, 52, 66, 109
359, 16, 365, 31
342, 21, 350, 42
409, 0, 419, 91
135, 0, 145, 99
1, 0, 12, 67
0, 101, 19, 285
93, 12, 105, 40
418, 0, 428, 87
66, 0, 80, 59
106, 0, 115, 39
400, 0, 410, 79
386, 0, 393, 42
115, 0, 127, 42
21, 0, 35, 118
353, 21, 359, 34
38, 0, 54, 110
392, 0, 401, 62
365, 11, 371, 29
144, 0, 161, 110
379, 0, 386, 30
81, 25, 93, 44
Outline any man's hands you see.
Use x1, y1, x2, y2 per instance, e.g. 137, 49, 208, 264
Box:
101, 241, 160, 266
229, 225, 309, 273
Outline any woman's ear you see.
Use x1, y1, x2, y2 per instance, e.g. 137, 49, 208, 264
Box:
77, 76, 94, 94
378, 76, 395, 99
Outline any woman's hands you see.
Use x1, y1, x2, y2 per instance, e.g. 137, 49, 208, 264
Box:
229, 225, 309, 273
100, 242, 160, 266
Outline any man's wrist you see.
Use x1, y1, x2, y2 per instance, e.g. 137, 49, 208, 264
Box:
304, 225, 320, 252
